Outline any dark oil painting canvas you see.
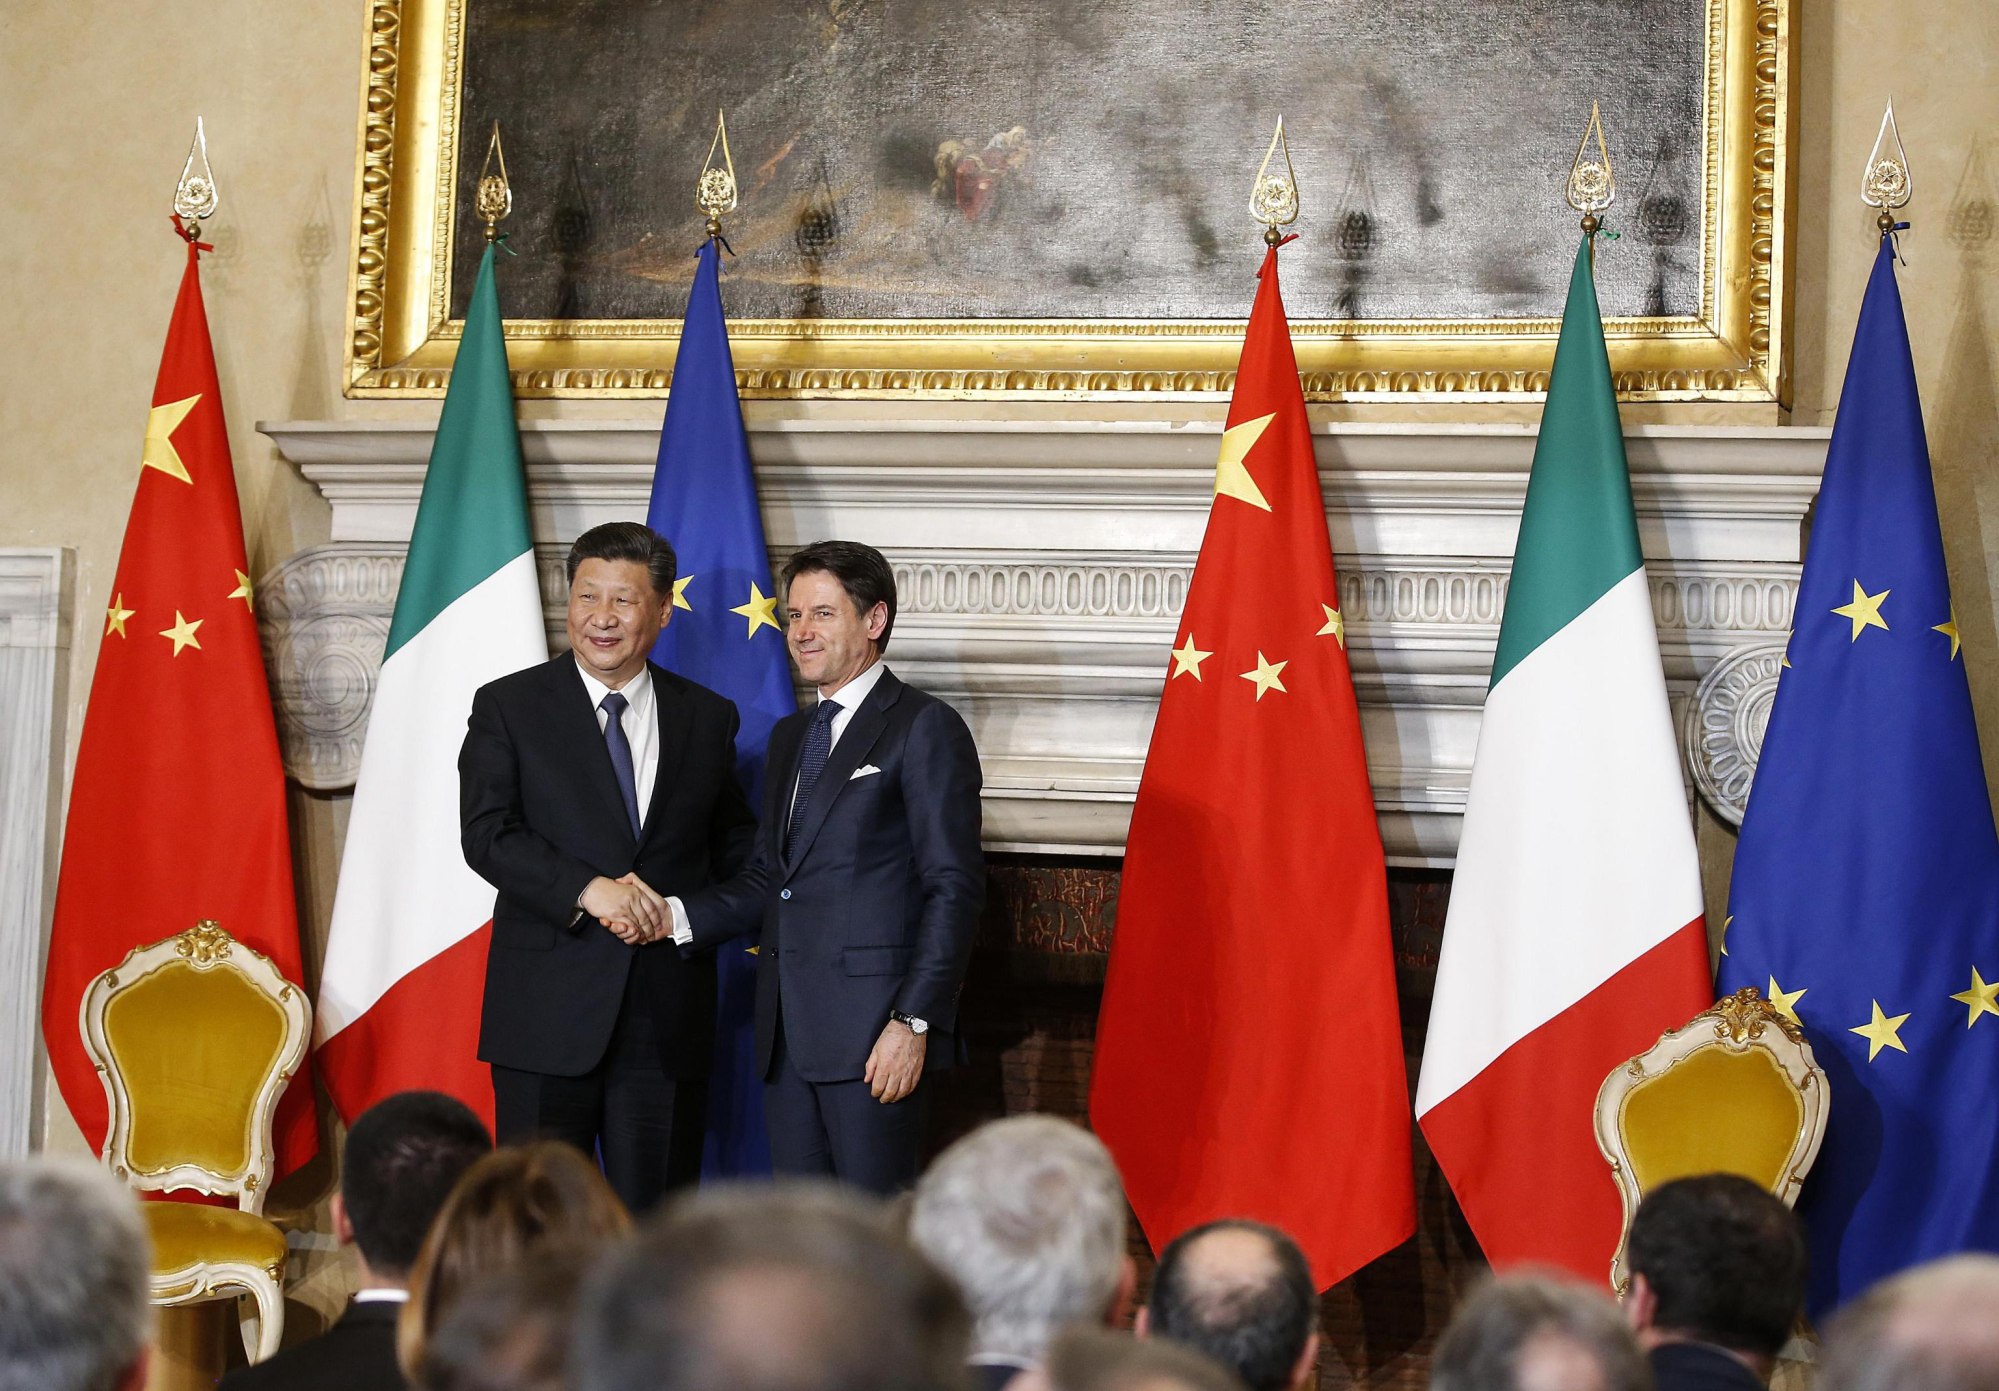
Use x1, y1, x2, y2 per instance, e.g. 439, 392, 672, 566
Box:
451, 0, 1706, 325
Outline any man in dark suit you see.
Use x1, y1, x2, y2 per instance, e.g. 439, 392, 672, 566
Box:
459, 521, 755, 1212
1623, 1174, 1808, 1391
660, 540, 983, 1194
220, 1091, 490, 1391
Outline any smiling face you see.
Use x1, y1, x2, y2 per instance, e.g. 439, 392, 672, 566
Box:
566, 558, 668, 689
786, 569, 886, 696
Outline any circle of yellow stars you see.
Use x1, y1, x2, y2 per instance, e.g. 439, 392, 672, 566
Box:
669, 574, 787, 641
1752, 962, 1999, 1065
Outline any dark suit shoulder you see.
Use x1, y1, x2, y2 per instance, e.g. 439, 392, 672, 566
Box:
650, 663, 741, 720
1649, 1343, 1765, 1391
219, 1301, 405, 1391
475, 652, 575, 706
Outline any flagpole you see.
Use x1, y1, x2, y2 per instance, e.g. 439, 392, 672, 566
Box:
1567, 102, 1616, 271
1861, 100, 1913, 240
1250, 115, 1299, 248
173, 117, 218, 245
476, 121, 513, 242
698, 109, 740, 247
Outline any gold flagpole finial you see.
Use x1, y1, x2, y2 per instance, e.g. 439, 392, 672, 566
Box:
174, 118, 219, 234
1566, 102, 1616, 236
1250, 116, 1300, 246
1861, 101, 1913, 234
697, 109, 740, 240
476, 122, 513, 242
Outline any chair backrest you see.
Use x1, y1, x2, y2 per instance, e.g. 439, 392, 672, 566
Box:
1594, 986, 1828, 1291
80, 920, 311, 1214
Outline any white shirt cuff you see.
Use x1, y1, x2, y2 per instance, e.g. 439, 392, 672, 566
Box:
667, 896, 693, 946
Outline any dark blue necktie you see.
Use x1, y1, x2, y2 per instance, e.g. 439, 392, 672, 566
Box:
600, 691, 641, 838
786, 700, 841, 862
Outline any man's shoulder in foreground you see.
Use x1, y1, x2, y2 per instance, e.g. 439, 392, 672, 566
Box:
1649, 1342, 1765, 1391
218, 1298, 404, 1391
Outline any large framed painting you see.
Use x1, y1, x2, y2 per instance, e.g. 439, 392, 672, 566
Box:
345, 0, 1795, 402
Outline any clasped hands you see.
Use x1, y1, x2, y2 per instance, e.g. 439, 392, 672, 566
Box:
581, 873, 671, 945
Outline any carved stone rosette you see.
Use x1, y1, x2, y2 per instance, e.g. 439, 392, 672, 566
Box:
1684, 639, 1789, 825
257, 546, 399, 790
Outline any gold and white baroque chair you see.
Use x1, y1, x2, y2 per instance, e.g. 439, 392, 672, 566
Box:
80, 918, 311, 1363
1594, 985, 1829, 1293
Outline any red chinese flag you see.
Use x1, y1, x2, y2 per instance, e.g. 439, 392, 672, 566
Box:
1090, 243, 1414, 1288
41, 232, 318, 1178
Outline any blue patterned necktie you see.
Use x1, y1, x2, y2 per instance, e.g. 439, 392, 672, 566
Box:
786, 700, 841, 862
599, 691, 641, 838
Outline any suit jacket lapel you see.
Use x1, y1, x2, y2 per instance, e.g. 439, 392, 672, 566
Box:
766, 713, 807, 863
638, 663, 691, 850
548, 656, 639, 850
783, 670, 901, 876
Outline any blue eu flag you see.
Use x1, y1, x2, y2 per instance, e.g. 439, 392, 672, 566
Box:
646, 237, 797, 1178
1719, 239, 1999, 1312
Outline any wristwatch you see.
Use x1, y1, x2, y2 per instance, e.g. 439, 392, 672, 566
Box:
890, 1010, 929, 1035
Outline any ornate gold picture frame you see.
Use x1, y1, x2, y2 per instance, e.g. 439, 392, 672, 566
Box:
345, 0, 1794, 402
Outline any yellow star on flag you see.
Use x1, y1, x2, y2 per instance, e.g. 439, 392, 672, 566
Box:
1170, 635, 1212, 680
1766, 975, 1805, 1024
1950, 968, 1999, 1028
1935, 606, 1962, 661
671, 575, 694, 612
1316, 603, 1346, 648
730, 581, 781, 638
1240, 651, 1287, 701
229, 570, 254, 610
1850, 999, 1911, 1061
105, 593, 135, 639
1213, 412, 1276, 512
1832, 579, 1890, 642
142, 394, 201, 485
159, 611, 203, 656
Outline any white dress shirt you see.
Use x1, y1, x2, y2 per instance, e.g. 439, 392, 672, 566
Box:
573, 658, 659, 827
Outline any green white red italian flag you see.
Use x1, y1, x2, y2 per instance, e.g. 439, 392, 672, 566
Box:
1414, 239, 1712, 1278
314, 244, 548, 1127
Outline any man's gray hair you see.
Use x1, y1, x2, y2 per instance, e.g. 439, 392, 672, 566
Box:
1430, 1273, 1648, 1391
0, 1160, 150, 1391
909, 1115, 1127, 1362
1819, 1254, 1999, 1391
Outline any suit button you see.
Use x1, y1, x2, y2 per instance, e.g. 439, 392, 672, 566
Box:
780, 888, 792, 901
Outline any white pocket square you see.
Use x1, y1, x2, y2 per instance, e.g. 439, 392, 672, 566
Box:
850, 765, 882, 780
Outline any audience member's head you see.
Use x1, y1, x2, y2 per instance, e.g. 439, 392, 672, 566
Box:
399, 1141, 631, 1376
1048, 1325, 1246, 1391
339, 1090, 492, 1288
1137, 1220, 1317, 1391
1818, 1254, 1999, 1391
0, 1159, 151, 1391
1622, 1173, 1805, 1368
411, 1246, 592, 1391
572, 1181, 972, 1391
1431, 1274, 1650, 1391
911, 1115, 1133, 1367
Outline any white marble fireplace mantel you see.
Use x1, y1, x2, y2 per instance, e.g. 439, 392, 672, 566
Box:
259, 412, 1829, 865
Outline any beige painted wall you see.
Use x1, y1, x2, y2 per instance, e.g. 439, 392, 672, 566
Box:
0, 0, 1993, 1334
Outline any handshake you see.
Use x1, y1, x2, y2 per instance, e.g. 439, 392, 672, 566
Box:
581, 873, 673, 946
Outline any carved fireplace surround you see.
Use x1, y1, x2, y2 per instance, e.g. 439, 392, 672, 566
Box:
258, 408, 1826, 861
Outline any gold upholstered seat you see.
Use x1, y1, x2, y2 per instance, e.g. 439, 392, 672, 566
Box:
80, 919, 311, 1363
1593, 986, 1828, 1292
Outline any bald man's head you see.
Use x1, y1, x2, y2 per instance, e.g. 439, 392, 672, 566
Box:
1820, 1255, 1999, 1391
1142, 1221, 1317, 1391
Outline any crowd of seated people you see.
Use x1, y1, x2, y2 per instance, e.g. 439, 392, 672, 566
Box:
3, 1098, 1996, 1391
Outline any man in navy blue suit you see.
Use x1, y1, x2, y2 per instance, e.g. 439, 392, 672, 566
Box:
660, 540, 984, 1193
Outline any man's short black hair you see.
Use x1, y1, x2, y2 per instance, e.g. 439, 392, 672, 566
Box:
1148, 1220, 1316, 1391
1626, 1173, 1806, 1357
566, 521, 678, 598
781, 540, 898, 653
341, 1090, 492, 1279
